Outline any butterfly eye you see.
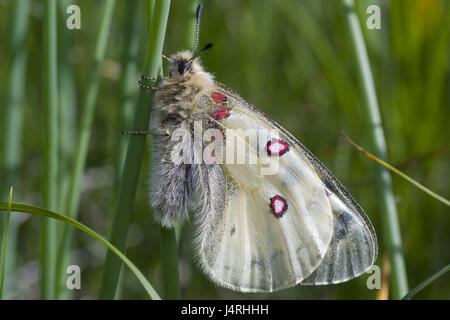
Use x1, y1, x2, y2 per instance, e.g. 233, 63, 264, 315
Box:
178, 61, 189, 74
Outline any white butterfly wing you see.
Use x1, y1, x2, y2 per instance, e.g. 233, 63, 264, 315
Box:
192, 85, 377, 292
193, 144, 333, 292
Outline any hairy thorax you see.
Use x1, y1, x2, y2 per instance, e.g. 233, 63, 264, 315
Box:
153, 70, 215, 120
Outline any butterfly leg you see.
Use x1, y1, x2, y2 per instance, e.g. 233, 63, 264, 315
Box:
141, 74, 188, 82
122, 123, 171, 136
138, 80, 159, 90
121, 128, 169, 136
141, 74, 165, 82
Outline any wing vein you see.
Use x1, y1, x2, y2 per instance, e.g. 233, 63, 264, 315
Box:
251, 191, 272, 291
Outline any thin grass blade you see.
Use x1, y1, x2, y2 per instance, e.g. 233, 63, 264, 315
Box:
41, 0, 59, 300
0, 187, 13, 299
0, 201, 160, 300
402, 264, 450, 300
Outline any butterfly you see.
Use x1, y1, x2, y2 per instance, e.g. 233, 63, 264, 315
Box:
130, 4, 377, 293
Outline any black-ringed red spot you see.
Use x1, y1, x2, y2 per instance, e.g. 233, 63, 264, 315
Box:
211, 91, 226, 104
269, 195, 288, 218
266, 139, 289, 156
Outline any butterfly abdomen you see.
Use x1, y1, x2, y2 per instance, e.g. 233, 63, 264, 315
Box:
149, 119, 195, 228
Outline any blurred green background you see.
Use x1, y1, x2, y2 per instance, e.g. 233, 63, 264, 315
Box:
0, 0, 448, 299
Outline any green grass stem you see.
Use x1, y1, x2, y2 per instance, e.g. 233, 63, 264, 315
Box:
98, 0, 171, 300
342, 0, 409, 299
110, 0, 141, 300
159, 228, 180, 299
41, 0, 59, 300
56, 0, 116, 297
0, 188, 13, 299
57, 0, 78, 214
113, 0, 140, 213
0, 0, 30, 299
157, 0, 200, 300
55, 0, 79, 299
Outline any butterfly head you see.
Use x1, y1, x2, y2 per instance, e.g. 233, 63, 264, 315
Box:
167, 51, 198, 77
167, 43, 213, 78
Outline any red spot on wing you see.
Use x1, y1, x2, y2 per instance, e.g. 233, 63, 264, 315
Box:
210, 107, 230, 119
270, 195, 288, 218
211, 91, 226, 104
266, 139, 289, 156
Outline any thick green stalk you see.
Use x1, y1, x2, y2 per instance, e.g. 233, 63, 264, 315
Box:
113, 0, 140, 212
56, 0, 116, 296
110, 0, 140, 300
159, 0, 199, 299
159, 228, 180, 299
0, 0, 30, 299
41, 0, 58, 300
342, 0, 408, 299
98, 0, 171, 300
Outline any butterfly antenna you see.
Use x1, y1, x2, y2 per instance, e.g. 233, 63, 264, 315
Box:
190, 42, 213, 61
192, 3, 203, 54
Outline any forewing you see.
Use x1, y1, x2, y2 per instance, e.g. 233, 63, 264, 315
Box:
206, 83, 378, 287
192, 87, 339, 292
